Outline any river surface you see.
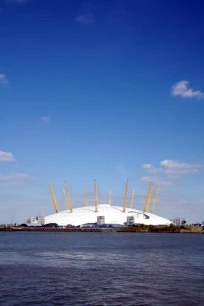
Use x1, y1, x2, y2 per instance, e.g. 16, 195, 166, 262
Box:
0, 232, 204, 305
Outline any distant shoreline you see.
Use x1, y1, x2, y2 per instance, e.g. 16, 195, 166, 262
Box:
0, 225, 203, 234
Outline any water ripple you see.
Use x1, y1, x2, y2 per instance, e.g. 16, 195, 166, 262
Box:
0, 233, 204, 305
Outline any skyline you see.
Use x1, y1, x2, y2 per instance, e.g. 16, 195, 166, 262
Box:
0, 0, 204, 224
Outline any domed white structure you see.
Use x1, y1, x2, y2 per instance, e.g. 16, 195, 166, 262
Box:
44, 204, 171, 227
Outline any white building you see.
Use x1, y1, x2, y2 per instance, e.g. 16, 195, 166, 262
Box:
25, 216, 45, 226
44, 204, 171, 227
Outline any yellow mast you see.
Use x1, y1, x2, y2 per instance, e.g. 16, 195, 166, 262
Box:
63, 181, 69, 210
151, 184, 160, 213
108, 190, 111, 205
63, 189, 66, 209
65, 180, 69, 210
49, 183, 59, 213
66, 180, 73, 213
130, 189, 135, 209
94, 179, 98, 212
143, 182, 153, 213
84, 190, 88, 207
123, 179, 129, 212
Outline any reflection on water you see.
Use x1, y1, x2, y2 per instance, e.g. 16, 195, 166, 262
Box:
0, 232, 204, 305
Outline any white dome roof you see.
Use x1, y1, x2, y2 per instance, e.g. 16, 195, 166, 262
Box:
44, 204, 171, 226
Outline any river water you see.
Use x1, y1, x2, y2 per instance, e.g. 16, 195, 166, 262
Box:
0, 232, 204, 305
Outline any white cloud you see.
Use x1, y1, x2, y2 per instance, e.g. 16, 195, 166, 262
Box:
171, 80, 204, 99
160, 160, 202, 169
164, 169, 198, 174
142, 164, 152, 169
0, 172, 30, 181
142, 159, 203, 179
140, 159, 203, 189
75, 14, 94, 24
40, 116, 51, 123
0, 182, 24, 188
160, 160, 202, 174
0, 74, 8, 84
0, 172, 35, 189
0, 151, 14, 162
167, 175, 179, 179
142, 164, 162, 173
150, 168, 163, 173
140, 176, 156, 182
140, 176, 173, 186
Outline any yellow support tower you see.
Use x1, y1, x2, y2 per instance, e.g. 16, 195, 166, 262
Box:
123, 179, 129, 213
65, 180, 73, 213
49, 183, 59, 213
143, 182, 153, 213
63, 189, 66, 209
130, 189, 135, 209
63, 183, 69, 210
65, 180, 69, 210
151, 184, 160, 213
84, 190, 88, 207
94, 179, 98, 212
108, 190, 111, 205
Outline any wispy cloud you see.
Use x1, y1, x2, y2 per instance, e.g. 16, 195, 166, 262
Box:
0, 182, 24, 188
142, 160, 202, 176
140, 176, 173, 186
0, 172, 31, 181
160, 160, 202, 169
160, 160, 203, 174
141, 159, 203, 186
75, 14, 94, 24
171, 80, 204, 99
0, 74, 8, 84
0, 151, 14, 162
0, 172, 36, 189
142, 164, 162, 173
40, 116, 51, 123
142, 164, 152, 169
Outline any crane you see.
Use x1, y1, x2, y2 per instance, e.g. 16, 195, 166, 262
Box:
130, 189, 135, 209
151, 184, 160, 213
49, 183, 59, 213
123, 179, 129, 212
143, 182, 153, 213
94, 179, 99, 212
108, 190, 111, 205
84, 190, 88, 207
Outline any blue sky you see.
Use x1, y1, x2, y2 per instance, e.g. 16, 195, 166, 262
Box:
0, 0, 204, 224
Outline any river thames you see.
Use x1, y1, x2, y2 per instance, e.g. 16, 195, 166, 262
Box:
0, 232, 203, 305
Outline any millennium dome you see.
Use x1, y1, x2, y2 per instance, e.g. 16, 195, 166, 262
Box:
44, 204, 171, 227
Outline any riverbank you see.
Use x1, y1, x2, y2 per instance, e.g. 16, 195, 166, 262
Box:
0, 224, 203, 233
118, 224, 204, 234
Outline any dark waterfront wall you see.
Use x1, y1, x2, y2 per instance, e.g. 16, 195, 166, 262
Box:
0, 224, 203, 233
